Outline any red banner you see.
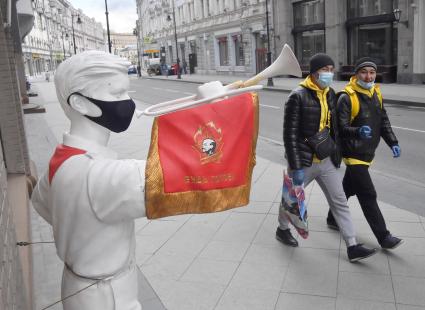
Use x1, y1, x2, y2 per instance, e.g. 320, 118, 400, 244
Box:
145, 92, 259, 219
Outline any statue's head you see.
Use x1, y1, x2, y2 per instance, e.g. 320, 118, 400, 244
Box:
54, 50, 135, 133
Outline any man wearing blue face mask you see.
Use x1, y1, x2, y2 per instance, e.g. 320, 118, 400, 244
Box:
326, 57, 403, 250
276, 53, 377, 262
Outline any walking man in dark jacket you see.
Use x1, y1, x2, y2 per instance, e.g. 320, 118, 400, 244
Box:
326, 57, 403, 249
276, 53, 377, 262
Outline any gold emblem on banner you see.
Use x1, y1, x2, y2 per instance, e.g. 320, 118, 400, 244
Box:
193, 121, 223, 164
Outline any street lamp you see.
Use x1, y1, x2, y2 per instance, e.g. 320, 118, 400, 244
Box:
166, 1, 181, 79
105, 0, 112, 53
71, 13, 82, 54
265, 0, 273, 86
393, 8, 409, 27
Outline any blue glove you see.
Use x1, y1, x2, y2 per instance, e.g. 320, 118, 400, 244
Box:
358, 125, 372, 139
292, 169, 304, 186
392, 145, 401, 158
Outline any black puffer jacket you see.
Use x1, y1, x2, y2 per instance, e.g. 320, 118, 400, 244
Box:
337, 92, 398, 162
283, 85, 341, 170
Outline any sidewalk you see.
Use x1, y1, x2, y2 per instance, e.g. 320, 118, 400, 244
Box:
25, 80, 425, 310
143, 72, 425, 106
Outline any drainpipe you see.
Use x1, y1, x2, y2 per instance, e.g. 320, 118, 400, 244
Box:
4, 0, 12, 28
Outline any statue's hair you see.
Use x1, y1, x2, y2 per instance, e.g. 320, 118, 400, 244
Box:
54, 50, 130, 114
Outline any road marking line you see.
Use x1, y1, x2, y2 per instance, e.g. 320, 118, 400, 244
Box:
128, 90, 136, 93
260, 104, 280, 109
392, 126, 425, 134
182, 92, 193, 95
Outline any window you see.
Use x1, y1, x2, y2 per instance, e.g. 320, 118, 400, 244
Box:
218, 36, 229, 66
348, 0, 396, 18
348, 23, 397, 64
293, 0, 324, 27
295, 30, 325, 65
233, 34, 244, 66
293, 0, 325, 65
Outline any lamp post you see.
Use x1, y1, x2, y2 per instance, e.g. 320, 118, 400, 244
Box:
105, 0, 112, 53
265, 0, 273, 86
133, 27, 141, 72
71, 13, 82, 54
167, 0, 181, 79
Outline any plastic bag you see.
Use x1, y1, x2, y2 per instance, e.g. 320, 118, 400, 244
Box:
281, 172, 309, 239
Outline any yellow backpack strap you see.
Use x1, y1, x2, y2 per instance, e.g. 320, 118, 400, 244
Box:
374, 84, 383, 108
343, 86, 359, 123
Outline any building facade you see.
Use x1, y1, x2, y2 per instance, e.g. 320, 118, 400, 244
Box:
274, 0, 425, 83
0, 0, 35, 309
22, 0, 105, 76
137, 0, 424, 83
109, 32, 138, 63
136, 0, 275, 77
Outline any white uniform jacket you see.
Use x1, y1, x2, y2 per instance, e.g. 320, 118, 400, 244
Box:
32, 133, 146, 310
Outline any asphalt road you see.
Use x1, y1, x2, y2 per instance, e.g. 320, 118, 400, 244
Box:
129, 77, 425, 217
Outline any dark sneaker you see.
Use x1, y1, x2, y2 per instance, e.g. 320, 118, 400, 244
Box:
326, 217, 339, 231
380, 234, 404, 250
347, 244, 377, 263
276, 227, 298, 247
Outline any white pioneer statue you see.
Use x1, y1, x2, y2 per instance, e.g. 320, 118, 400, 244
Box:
31, 51, 147, 309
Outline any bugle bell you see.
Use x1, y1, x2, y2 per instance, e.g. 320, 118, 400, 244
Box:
241, 44, 302, 87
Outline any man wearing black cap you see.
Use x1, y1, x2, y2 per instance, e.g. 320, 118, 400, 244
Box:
326, 57, 403, 250
276, 53, 377, 262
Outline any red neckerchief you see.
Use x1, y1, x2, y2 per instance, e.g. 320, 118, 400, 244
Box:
49, 144, 86, 184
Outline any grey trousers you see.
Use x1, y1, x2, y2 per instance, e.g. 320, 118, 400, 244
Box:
279, 158, 357, 247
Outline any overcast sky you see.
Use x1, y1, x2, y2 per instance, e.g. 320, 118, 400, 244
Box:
70, 0, 137, 33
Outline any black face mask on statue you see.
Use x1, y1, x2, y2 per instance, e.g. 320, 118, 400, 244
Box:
67, 92, 136, 133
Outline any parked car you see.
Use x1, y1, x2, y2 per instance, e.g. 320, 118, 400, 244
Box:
128, 65, 137, 75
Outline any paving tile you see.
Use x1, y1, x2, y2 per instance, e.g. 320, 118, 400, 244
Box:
140, 253, 195, 280
162, 280, 225, 310
252, 214, 282, 246
298, 230, 341, 250
338, 271, 394, 303
275, 292, 335, 310
156, 233, 210, 259
199, 240, 250, 262
386, 222, 425, 238
396, 304, 425, 310
393, 276, 425, 307
339, 250, 390, 275
212, 212, 266, 243
282, 248, 339, 297
136, 219, 185, 237
233, 201, 273, 214
336, 296, 396, 310
269, 202, 280, 215
215, 286, 280, 310
141, 298, 166, 310
388, 254, 425, 277
244, 243, 294, 268
229, 261, 287, 291
381, 208, 421, 223
180, 258, 239, 285
396, 237, 425, 256
135, 234, 170, 255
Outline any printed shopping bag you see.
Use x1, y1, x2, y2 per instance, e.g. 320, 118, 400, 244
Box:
145, 93, 259, 219
280, 172, 309, 239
